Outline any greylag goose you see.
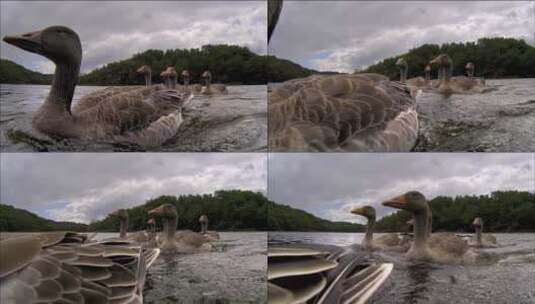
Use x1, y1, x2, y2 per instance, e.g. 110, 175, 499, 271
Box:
268, 244, 393, 304
2, 26, 193, 148
429, 54, 488, 95
110, 209, 151, 243
181, 69, 201, 93
468, 217, 497, 248
382, 191, 479, 264
0, 231, 159, 303
137, 65, 153, 87
268, 4, 418, 152
199, 214, 220, 241
351, 206, 409, 252
201, 70, 228, 94
148, 204, 212, 253
396, 58, 426, 89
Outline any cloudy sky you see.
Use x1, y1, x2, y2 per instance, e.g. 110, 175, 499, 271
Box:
268, 153, 534, 224
269, 1, 535, 72
0, 153, 266, 223
0, 1, 266, 74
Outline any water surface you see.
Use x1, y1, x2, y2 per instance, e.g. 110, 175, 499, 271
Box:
0, 84, 267, 152
269, 232, 535, 304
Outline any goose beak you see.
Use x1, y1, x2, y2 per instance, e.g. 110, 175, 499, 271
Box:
148, 205, 164, 216
382, 194, 407, 209
350, 207, 365, 215
3, 30, 44, 55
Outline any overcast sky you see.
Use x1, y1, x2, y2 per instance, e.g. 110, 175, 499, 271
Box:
0, 1, 266, 74
268, 153, 534, 224
1, 153, 267, 223
269, 1, 535, 73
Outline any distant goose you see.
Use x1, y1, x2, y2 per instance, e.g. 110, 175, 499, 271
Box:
201, 70, 228, 95
429, 54, 488, 94
111, 209, 151, 243
468, 217, 497, 248
181, 69, 201, 93
395, 58, 426, 88
137, 65, 153, 87
2, 26, 193, 148
0, 231, 159, 303
268, 5, 418, 152
351, 205, 410, 252
160, 68, 171, 89
199, 214, 220, 241
382, 191, 479, 264
268, 244, 393, 304
148, 204, 212, 253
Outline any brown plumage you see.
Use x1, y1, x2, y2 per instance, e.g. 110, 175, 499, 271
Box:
269, 73, 418, 152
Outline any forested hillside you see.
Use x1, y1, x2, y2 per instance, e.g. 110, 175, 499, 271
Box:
0, 204, 88, 232
0, 59, 52, 84
364, 37, 535, 80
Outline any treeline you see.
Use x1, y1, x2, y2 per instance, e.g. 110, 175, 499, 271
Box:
364, 37, 535, 80
265, 55, 318, 83
0, 204, 88, 232
376, 191, 535, 233
89, 190, 268, 232
79, 45, 270, 86
267, 201, 365, 232
0, 59, 52, 84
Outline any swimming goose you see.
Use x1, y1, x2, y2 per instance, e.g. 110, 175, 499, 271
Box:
268, 5, 417, 152
268, 244, 393, 304
137, 65, 153, 87
468, 217, 497, 248
269, 73, 418, 152
201, 71, 228, 94
110, 209, 151, 243
148, 204, 212, 253
160, 68, 171, 89
0, 231, 159, 304
199, 214, 220, 241
165, 67, 178, 90
181, 69, 201, 93
396, 58, 426, 89
350, 206, 409, 252
2, 26, 193, 148
382, 191, 478, 264
429, 54, 488, 95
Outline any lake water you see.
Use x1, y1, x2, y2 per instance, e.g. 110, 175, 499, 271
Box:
269, 232, 535, 304
0, 84, 267, 152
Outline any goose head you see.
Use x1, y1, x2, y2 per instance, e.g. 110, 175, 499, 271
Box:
202, 70, 212, 85
3, 25, 81, 65
137, 65, 151, 75
382, 191, 427, 214
430, 54, 452, 79
465, 62, 474, 77
181, 69, 191, 84
350, 205, 376, 222
148, 203, 177, 220
472, 217, 483, 231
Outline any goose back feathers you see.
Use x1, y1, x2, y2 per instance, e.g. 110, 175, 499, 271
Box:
269, 73, 418, 152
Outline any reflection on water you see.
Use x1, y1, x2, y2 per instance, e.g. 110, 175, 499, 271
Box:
269, 232, 535, 304
0, 84, 267, 152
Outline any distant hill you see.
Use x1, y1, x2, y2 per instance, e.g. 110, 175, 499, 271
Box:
375, 191, 535, 233
0, 59, 52, 84
265, 55, 320, 83
364, 37, 535, 80
267, 201, 364, 232
0, 204, 88, 232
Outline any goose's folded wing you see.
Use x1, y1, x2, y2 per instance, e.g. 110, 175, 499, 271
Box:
269, 74, 416, 151
317, 262, 394, 304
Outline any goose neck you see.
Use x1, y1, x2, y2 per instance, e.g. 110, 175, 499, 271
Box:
48, 61, 80, 113
163, 216, 177, 242
120, 218, 128, 238
364, 217, 375, 246
412, 208, 430, 250
145, 71, 152, 86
